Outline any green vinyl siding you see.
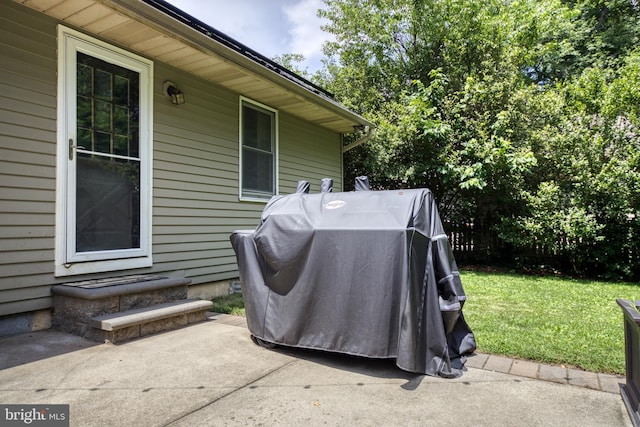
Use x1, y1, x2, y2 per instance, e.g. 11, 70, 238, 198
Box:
0, 1, 58, 315
279, 113, 343, 193
0, 0, 345, 318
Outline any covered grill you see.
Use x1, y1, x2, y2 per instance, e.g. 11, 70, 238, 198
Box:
230, 179, 476, 377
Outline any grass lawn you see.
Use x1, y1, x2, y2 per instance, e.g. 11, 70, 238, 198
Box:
210, 292, 245, 317
211, 270, 640, 375
461, 269, 640, 375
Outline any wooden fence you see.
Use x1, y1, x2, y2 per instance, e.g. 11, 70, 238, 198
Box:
444, 220, 639, 279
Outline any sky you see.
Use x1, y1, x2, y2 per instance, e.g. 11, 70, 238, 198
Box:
165, 0, 334, 74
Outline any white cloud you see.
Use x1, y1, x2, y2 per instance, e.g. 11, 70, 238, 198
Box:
165, 0, 332, 72
283, 0, 334, 64
166, 0, 288, 56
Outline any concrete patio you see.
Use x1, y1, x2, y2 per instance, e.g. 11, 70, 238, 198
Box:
0, 314, 632, 426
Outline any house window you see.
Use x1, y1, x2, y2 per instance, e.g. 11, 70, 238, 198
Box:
240, 97, 278, 200
55, 26, 153, 276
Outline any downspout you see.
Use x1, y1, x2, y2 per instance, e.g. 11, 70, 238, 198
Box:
342, 125, 374, 153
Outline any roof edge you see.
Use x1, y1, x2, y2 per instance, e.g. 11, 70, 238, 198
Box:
140, 0, 334, 99
104, 0, 372, 131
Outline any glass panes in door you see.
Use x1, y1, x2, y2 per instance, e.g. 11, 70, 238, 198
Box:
75, 52, 141, 252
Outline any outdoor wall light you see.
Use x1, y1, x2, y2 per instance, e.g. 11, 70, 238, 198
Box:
163, 80, 185, 105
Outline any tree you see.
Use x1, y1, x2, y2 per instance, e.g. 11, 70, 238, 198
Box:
499, 57, 640, 278
320, 0, 540, 226
318, 0, 640, 278
272, 53, 311, 79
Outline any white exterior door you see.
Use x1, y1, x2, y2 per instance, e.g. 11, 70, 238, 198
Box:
55, 26, 153, 277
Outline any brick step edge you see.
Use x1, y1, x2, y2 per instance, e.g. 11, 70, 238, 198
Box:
52, 276, 191, 300
89, 299, 213, 331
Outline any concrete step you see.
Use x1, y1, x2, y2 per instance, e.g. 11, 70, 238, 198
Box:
51, 275, 191, 301
88, 299, 213, 343
51, 274, 214, 343
90, 299, 213, 331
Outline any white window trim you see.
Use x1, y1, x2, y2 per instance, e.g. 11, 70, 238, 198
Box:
239, 96, 279, 202
54, 25, 154, 277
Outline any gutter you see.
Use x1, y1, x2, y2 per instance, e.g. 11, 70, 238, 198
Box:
343, 126, 374, 152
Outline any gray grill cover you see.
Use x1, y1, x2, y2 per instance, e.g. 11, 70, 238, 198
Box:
230, 188, 476, 377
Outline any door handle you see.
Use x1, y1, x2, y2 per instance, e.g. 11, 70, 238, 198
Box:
68, 139, 85, 161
